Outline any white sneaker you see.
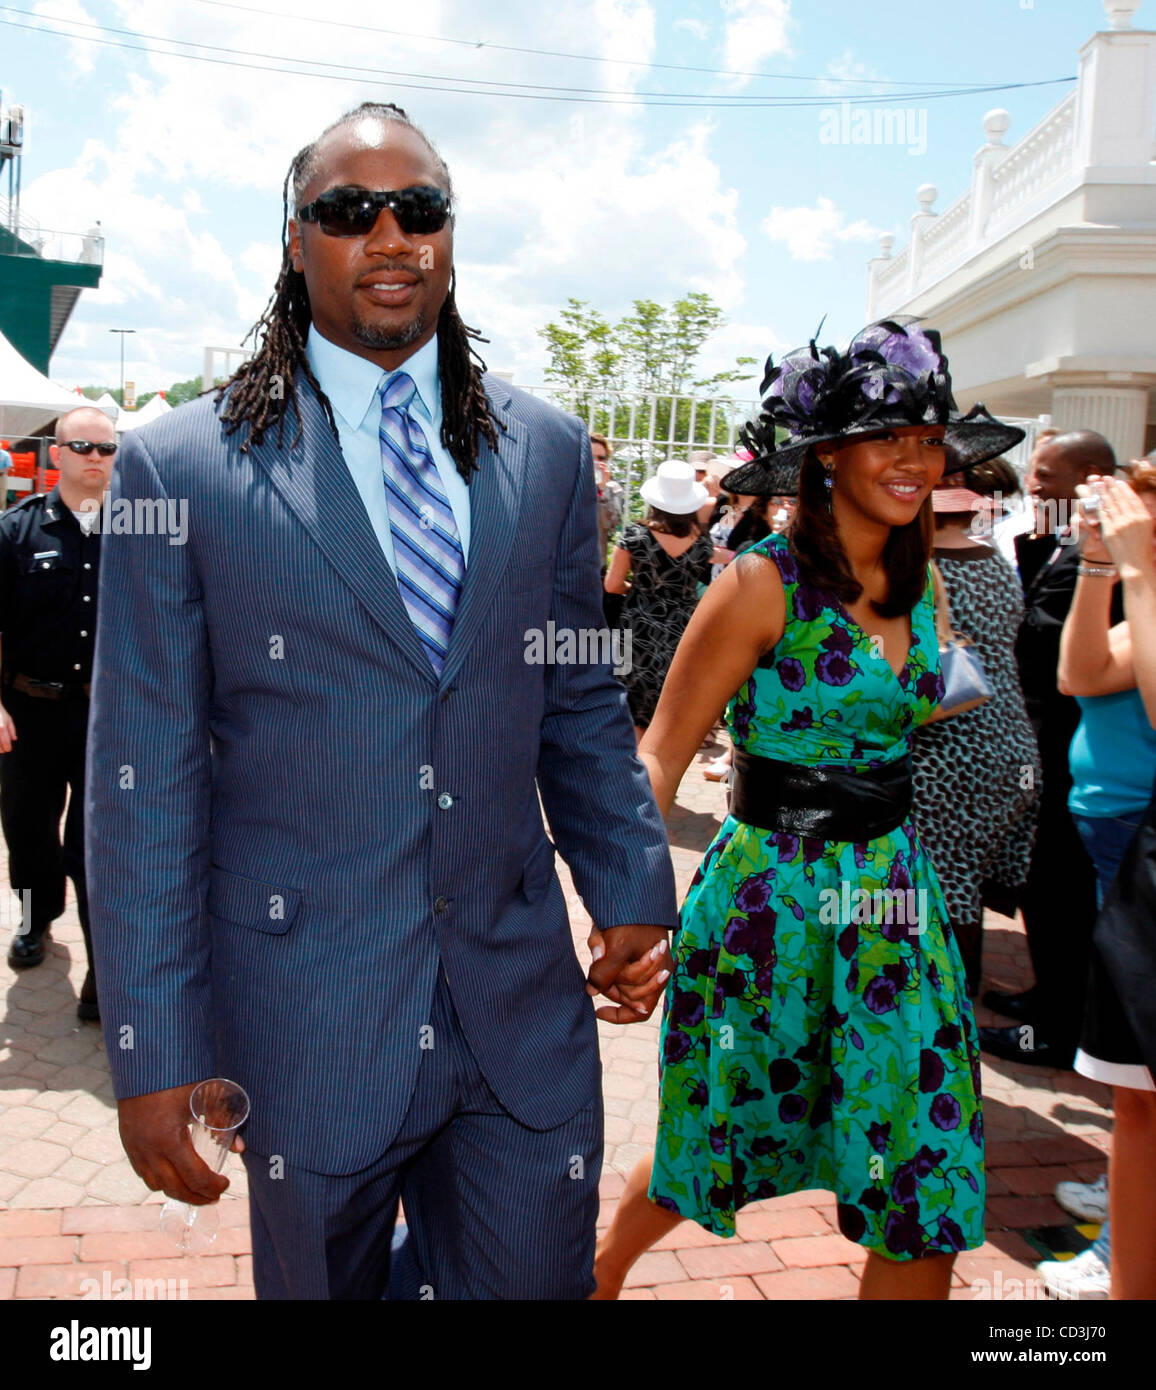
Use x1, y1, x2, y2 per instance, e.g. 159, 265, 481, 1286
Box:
1054, 1172, 1109, 1223
1038, 1247, 1110, 1301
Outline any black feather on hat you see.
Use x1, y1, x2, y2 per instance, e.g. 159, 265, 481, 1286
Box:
722, 318, 1025, 497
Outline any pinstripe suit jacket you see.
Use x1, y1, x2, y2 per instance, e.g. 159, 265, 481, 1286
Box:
86, 371, 678, 1174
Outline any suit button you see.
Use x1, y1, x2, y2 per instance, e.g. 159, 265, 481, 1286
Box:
437, 793, 453, 810
434, 896, 449, 914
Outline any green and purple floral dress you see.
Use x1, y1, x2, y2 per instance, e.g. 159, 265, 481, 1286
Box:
649, 532, 986, 1259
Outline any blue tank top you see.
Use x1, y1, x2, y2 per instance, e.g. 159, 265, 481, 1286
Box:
1069, 688, 1156, 819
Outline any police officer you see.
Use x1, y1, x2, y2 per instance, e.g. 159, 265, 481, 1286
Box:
0, 405, 115, 1020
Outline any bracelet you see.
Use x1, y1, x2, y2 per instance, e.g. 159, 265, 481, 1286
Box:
1078, 563, 1117, 578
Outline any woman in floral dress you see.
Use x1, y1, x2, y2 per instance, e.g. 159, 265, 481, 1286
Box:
591, 322, 1025, 1299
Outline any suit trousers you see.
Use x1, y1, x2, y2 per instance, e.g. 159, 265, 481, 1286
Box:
243, 968, 603, 1300
0, 690, 93, 962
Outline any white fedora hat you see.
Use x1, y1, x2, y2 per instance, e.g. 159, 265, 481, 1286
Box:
640, 460, 710, 515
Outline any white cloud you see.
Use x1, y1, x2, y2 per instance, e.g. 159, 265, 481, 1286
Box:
31, 0, 100, 76
20, 0, 754, 388
761, 196, 884, 262
818, 49, 891, 98
673, 18, 710, 40
720, 0, 792, 80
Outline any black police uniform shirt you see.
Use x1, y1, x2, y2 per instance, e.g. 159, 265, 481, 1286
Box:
0, 485, 100, 687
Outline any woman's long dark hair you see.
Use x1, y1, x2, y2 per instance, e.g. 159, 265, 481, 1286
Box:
788, 450, 934, 617
216, 102, 500, 477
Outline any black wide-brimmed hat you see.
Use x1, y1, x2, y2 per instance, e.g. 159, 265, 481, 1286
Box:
721, 319, 1025, 497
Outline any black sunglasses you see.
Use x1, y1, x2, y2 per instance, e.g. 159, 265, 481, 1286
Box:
296, 185, 451, 238
60, 440, 117, 456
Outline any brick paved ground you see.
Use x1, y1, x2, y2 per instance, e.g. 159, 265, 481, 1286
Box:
1, 733, 1113, 1300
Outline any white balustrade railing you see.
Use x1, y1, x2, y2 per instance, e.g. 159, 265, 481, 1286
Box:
871, 246, 909, 300
868, 84, 1084, 317
0, 195, 104, 266
987, 90, 1078, 230
918, 191, 972, 281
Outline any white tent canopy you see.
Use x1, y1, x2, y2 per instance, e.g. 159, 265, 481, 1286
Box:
0, 327, 115, 441
116, 392, 173, 432
92, 391, 121, 423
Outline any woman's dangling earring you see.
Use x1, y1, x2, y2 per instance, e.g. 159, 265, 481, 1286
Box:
823, 465, 835, 510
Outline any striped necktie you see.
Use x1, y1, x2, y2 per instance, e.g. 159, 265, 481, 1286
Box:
378, 371, 464, 674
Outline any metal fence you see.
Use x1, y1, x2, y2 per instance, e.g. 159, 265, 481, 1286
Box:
517, 381, 1044, 513
517, 384, 759, 512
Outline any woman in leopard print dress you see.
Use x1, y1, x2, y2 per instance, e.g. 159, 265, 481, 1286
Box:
911, 482, 1041, 994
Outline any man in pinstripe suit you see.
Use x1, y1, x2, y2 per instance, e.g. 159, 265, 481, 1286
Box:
86, 103, 678, 1299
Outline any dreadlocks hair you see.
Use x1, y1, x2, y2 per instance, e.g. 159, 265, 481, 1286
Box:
216, 101, 501, 477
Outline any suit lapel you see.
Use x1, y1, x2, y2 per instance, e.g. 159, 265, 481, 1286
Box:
248, 373, 436, 682
439, 381, 526, 687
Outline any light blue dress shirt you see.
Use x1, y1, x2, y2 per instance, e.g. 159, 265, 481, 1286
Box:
305, 326, 471, 571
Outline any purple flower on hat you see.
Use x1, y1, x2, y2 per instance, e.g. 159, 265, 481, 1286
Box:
853, 323, 942, 378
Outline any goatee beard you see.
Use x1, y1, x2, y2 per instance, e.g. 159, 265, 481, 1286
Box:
350, 311, 427, 352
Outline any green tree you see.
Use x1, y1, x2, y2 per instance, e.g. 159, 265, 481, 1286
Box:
537, 292, 756, 469
74, 375, 223, 410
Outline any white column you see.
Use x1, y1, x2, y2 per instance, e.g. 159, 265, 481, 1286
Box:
1075, 8, 1156, 171
905, 184, 937, 300
969, 110, 1011, 243
1050, 385, 1151, 464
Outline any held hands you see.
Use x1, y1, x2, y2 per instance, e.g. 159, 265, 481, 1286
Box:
585, 924, 672, 1024
118, 1082, 245, 1206
1077, 476, 1155, 574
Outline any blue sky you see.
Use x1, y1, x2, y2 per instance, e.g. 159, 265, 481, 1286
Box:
1, 0, 1110, 398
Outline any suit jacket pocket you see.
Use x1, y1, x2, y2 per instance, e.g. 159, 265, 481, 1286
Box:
208, 865, 302, 934
520, 837, 557, 904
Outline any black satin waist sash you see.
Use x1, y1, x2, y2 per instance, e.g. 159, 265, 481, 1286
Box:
730, 749, 913, 842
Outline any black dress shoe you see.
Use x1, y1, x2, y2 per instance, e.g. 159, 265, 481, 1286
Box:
979, 1024, 1074, 1070
77, 969, 100, 1023
982, 988, 1038, 1024
7, 932, 47, 969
